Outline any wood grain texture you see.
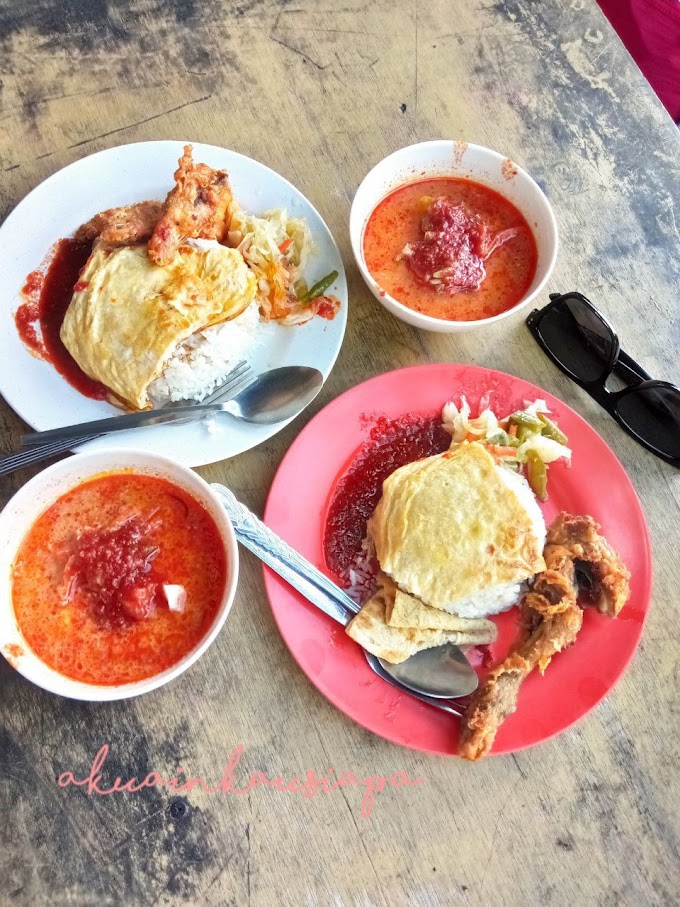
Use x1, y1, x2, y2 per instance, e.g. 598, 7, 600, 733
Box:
1, 1, 679, 905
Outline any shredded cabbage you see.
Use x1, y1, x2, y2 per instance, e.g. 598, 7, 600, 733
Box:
228, 202, 315, 322
441, 394, 571, 499
516, 434, 572, 464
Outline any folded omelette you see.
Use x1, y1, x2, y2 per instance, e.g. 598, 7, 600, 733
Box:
346, 577, 497, 664
367, 443, 546, 613
60, 242, 257, 410
385, 582, 496, 634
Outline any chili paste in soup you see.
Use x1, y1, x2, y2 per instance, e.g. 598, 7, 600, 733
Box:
363, 178, 537, 322
11, 472, 226, 685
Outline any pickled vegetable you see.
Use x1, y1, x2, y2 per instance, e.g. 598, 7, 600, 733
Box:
526, 450, 548, 501
508, 411, 545, 431
538, 413, 568, 445
302, 270, 338, 302
485, 430, 519, 448
515, 424, 535, 444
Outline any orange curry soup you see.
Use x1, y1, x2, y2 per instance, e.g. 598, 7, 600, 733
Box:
363, 177, 538, 322
11, 473, 227, 685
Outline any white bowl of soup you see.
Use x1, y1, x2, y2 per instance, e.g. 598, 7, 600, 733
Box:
350, 141, 558, 333
0, 450, 239, 700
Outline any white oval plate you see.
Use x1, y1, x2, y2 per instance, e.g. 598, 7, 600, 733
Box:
0, 141, 348, 467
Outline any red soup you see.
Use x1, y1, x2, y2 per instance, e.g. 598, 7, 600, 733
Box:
363, 178, 538, 322
11, 473, 227, 685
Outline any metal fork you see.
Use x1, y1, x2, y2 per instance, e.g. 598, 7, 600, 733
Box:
0, 361, 254, 477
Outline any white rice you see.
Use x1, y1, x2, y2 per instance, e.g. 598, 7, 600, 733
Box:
346, 537, 379, 605
148, 302, 261, 406
434, 466, 547, 618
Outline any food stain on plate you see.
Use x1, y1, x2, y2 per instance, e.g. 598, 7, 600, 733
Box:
298, 639, 326, 677
577, 675, 610, 705
3, 643, 25, 669
452, 140, 468, 167
383, 696, 401, 721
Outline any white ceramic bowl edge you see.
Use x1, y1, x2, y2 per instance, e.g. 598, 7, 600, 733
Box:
0, 450, 239, 701
349, 140, 559, 333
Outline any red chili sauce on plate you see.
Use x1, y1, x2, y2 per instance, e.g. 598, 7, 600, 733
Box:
14, 238, 108, 400
323, 415, 451, 578
11, 473, 227, 685
363, 178, 538, 322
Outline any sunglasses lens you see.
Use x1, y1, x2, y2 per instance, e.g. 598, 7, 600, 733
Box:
616, 385, 680, 460
537, 296, 615, 381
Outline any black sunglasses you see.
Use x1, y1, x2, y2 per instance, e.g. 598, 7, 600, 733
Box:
526, 292, 680, 467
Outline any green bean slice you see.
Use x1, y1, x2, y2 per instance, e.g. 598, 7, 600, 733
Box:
515, 424, 536, 444
538, 413, 568, 445
486, 430, 520, 448
526, 450, 548, 501
302, 270, 338, 302
508, 411, 545, 431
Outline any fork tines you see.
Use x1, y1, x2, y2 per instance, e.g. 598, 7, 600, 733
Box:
189, 359, 256, 407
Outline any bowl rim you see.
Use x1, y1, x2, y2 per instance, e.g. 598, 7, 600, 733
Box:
0, 449, 239, 701
349, 139, 559, 330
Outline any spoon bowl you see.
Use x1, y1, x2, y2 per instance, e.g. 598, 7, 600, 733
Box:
363, 651, 464, 715
376, 644, 479, 698
225, 366, 324, 424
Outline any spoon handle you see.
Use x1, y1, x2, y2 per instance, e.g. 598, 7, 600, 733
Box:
212, 484, 359, 626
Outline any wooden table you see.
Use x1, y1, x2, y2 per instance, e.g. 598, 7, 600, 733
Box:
1, 1, 679, 904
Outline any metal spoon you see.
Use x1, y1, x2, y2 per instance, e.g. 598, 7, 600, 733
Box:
21, 365, 324, 449
363, 652, 464, 716
375, 645, 478, 698
213, 484, 479, 700
224, 365, 324, 424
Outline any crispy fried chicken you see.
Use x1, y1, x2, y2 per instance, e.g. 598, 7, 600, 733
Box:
147, 145, 233, 266
74, 200, 163, 246
545, 513, 630, 617
459, 512, 630, 761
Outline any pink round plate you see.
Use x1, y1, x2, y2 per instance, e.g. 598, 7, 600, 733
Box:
263, 364, 652, 756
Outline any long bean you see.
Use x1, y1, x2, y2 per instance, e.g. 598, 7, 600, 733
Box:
302, 270, 338, 302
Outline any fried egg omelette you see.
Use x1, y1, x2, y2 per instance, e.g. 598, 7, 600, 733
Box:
60, 242, 257, 410
346, 575, 497, 664
367, 442, 546, 618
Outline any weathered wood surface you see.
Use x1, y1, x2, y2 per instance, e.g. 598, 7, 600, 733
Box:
1, 1, 679, 905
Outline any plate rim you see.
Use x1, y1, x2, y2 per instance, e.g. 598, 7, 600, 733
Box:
262, 362, 653, 757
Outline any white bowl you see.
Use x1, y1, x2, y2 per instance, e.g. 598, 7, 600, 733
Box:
0, 450, 239, 701
350, 140, 558, 333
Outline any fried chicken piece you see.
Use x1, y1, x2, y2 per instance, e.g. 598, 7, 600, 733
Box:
74, 200, 163, 246
459, 513, 630, 761
547, 513, 631, 617
147, 145, 233, 266
459, 546, 582, 761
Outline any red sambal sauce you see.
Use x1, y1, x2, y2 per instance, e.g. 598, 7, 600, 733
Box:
363, 178, 538, 322
14, 238, 109, 401
323, 415, 451, 578
11, 473, 227, 686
